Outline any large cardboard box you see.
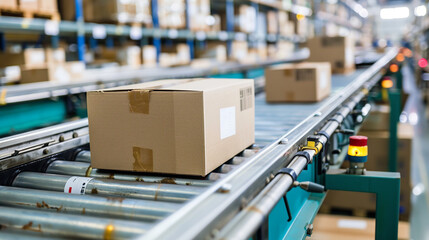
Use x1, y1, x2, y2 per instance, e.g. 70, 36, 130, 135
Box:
0, 48, 46, 68
0, 0, 17, 9
19, 0, 38, 11
116, 46, 142, 67
45, 48, 66, 64
265, 62, 331, 102
64, 61, 85, 80
87, 78, 255, 176
38, 0, 57, 13
311, 214, 410, 240
323, 124, 413, 220
307, 36, 355, 74
142, 45, 157, 67
20, 63, 71, 84
360, 104, 390, 131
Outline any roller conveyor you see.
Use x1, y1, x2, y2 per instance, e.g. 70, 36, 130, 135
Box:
0, 49, 397, 239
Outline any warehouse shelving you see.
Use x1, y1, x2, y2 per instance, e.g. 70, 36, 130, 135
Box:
0, 0, 312, 63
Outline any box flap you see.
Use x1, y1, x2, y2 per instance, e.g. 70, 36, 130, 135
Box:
92, 78, 254, 93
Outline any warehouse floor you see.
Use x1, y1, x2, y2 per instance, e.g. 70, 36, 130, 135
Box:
402, 62, 429, 240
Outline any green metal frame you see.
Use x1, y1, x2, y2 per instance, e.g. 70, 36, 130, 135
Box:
325, 169, 401, 240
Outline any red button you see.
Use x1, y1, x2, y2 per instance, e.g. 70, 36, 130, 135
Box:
349, 136, 368, 146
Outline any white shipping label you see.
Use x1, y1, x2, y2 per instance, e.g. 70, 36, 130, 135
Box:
29, 51, 45, 64
44, 20, 59, 36
64, 176, 93, 195
93, 25, 107, 39
130, 26, 142, 40
346, 48, 354, 66
220, 106, 236, 140
319, 69, 328, 89
337, 219, 367, 230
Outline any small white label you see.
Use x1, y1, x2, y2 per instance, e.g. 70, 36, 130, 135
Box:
220, 106, 236, 140
64, 176, 93, 195
320, 69, 328, 89
337, 219, 367, 230
346, 48, 354, 66
44, 20, 59, 36
130, 26, 142, 40
29, 51, 45, 64
168, 29, 179, 39
93, 25, 107, 39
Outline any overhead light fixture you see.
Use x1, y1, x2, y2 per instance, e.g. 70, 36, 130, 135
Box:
414, 5, 427, 17
380, 7, 410, 19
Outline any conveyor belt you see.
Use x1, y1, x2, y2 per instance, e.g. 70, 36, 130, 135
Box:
0, 49, 397, 239
254, 69, 365, 145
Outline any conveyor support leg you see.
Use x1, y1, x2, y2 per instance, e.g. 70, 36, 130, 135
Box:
325, 169, 400, 240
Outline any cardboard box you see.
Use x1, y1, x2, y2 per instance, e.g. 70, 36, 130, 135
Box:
360, 104, 390, 131
310, 214, 410, 240
237, 5, 256, 33
265, 62, 331, 102
0, 48, 46, 68
307, 36, 355, 74
38, 0, 57, 13
267, 11, 278, 34
20, 63, 71, 84
117, 46, 142, 67
231, 41, 248, 62
323, 124, 413, 220
19, 0, 38, 11
46, 48, 66, 64
0, 0, 17, 9
176, 44, 190, 65
142, 45, 157, 67
87, 78, 255, 176
195, 43, 227, 63
84, 0, 151, 24
64, 61, 85, 80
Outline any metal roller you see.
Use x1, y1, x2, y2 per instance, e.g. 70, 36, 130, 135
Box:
74, 150, 91, 163
46, 160, 212, 187
0, 186, 179, 222
0, 230, 60, 240
12, 172, 203, 203
0, 206, 149, 239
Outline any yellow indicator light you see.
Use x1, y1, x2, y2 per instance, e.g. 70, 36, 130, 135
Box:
396, 53, 404, 62
296, 14, 305, 21
390, 64, 398, 73
382, 79, 393, 89
347, 146, 368, 157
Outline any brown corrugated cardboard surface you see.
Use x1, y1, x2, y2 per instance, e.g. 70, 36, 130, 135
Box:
87, 78, 255, 176
0, 0, 17, 9
309, 214, 409, 240
323, 124, 413, 220
19, 0, 38, 11
307, 36, 355, 74
265, 62, 331, 102
0, 48, 46, 68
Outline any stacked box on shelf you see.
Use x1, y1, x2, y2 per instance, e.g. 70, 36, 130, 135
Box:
279, 11, 295, 37
83, 0, 152, 25
159, 44, 191, 67
117, 46, 142, 68
195, 42, 227, 63
158, 0, 186, 29
230, 41, 248, 63
0, 0, 17, 9
268, 41, 294, 59
19, 48, 85, 84
267, 11, 278, 34
142, 45, 157, 67
236, 5, 256, 33
188, 0, 212, 31
18, 0, 37, 11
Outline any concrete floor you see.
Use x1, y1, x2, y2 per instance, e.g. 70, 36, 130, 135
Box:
401, 61, 429, 240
